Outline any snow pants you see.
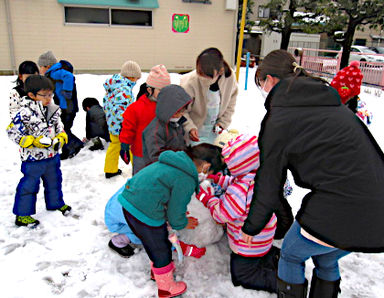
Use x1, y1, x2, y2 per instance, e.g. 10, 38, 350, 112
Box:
13, 155, 65, 216
230, 246, 280, 293
123, 208, 172, 268
104, 134, 120, 173
104, 186, 142, 245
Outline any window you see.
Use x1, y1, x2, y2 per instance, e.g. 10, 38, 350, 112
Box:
64, 6, 152, 27
258, 6, 270, 18
65, 7, 109, 24
111, 9, 152, 26
354, 39, 367, 46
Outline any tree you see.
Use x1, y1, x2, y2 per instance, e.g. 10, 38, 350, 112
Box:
323, 0, 384, 68
259, 0, 328, 50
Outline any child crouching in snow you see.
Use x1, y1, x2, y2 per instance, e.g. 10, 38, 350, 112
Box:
115, 144, 224, 297
105, 185, 207, 259
196, 134, 293, 293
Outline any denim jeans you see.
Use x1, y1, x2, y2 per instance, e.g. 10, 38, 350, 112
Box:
278, 221, 350, 284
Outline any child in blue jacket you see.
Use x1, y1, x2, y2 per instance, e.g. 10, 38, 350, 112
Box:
116, 144, 224, 297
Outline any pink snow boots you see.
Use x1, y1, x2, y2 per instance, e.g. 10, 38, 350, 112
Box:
151, 262, 187, 298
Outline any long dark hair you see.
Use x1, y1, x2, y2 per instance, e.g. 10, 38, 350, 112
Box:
255, 50, 327, 90
196, 48, 232, 78
16, 61, 39, 88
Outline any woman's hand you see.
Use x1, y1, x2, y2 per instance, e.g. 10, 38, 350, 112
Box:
186, 216, 199, 229
241, 231, 253, 246
189, 129, 200, 142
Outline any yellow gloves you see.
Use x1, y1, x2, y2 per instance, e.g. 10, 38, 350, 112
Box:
52, 132, 68, 151
33, 135, 52, 148
19, 135, 35, 148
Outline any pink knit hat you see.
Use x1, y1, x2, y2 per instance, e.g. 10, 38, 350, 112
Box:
331, 61, 363, 104
146, 65, 171, 89
222, 134, 260, 177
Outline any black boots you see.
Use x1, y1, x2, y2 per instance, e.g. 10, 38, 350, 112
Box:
309, 270, 341, 298
277, 277, 308, 298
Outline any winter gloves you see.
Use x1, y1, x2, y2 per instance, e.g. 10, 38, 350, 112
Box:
19, 133, 68, 150
179, 241, 206, 258
207, 173, 222, 184
19, 135, 51, 148
120, 143, 130, 165
52, 132, 68, 150
196, 186, 215, 207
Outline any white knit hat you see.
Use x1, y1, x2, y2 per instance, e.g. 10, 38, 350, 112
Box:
146, 64, 171, 89
38, 51, 57, 67
120, 60, 142, 78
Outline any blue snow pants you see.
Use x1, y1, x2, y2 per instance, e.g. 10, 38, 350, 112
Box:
13, 155, 65, 216
104, 185, 142, 245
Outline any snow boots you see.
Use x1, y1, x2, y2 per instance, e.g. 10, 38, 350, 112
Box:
15, 215, 40, 228
152, 262, 187, 298
277, 277, 308, 298
309, 269, 341, 298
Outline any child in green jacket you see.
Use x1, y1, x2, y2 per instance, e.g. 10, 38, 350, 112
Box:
118, 144, 223, 298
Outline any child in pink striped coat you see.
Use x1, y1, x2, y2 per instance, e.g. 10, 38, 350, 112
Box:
196, 134, 293, 293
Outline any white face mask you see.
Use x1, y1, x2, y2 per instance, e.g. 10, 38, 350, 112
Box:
260, 78, 269, 99
198, 172, 208, 182
169, 117, 181, 122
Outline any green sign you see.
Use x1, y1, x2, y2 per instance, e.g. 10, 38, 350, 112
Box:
172, 14, 189, 33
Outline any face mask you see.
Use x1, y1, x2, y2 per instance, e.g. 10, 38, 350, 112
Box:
260, 78, 269, 99
198, 172, 208, 182
169, 117, 181, 122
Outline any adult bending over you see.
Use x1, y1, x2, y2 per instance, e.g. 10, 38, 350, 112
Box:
241, 50, 384, 298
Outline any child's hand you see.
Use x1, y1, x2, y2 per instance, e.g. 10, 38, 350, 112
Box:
241, 231, 253, 247
186, 216, 198, 229
189, 128, 199, 142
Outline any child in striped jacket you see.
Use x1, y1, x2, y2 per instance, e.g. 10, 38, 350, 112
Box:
196, 134, 293, 293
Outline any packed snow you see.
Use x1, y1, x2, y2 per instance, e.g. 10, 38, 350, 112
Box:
1, 68, 384, 298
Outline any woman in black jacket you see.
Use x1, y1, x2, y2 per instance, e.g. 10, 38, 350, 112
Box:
241, 50, 384, 298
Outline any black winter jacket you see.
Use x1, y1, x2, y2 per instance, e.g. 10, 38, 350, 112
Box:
242, 76, 384, 252
86, 104, 110, 141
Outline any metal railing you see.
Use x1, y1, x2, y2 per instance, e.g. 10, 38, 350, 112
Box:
288, 47, 384, 88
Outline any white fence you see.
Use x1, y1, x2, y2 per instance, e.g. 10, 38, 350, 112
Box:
288, 47, 384, 88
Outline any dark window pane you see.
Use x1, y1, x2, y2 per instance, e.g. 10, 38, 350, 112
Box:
65, 7, 109, 24
111, 9, 152, 26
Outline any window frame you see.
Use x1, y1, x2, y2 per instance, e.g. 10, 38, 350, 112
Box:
258, 6, 270, 19
63, 5, 153, 28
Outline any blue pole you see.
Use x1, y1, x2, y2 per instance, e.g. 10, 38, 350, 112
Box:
245, 52, 250, 90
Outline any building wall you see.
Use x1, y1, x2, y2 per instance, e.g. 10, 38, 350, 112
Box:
1, 0, 237, 73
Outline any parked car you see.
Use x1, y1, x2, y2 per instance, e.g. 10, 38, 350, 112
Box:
349, 46, 384, 63
369, 46, 384, 54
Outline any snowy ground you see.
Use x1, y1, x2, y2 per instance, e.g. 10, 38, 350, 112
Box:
1, 68, 384, 298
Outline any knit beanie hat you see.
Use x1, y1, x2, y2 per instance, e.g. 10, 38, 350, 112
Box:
38, 51, 57, 67
221, 134, 259, 177
214, 129, 240, 148
146, 64, 171, 89
331, 61, 363, 104
120, 60, 141, 79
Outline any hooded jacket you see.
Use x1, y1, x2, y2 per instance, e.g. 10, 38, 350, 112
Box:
205, 135, 292, 257
103, 74, 136, 135
45, 62, 74, 111
180, 70, 238, 135
242, 76, 384, 253
7, 97, 64, 162
142, 85, 192, 166
118, 150, 199, 230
